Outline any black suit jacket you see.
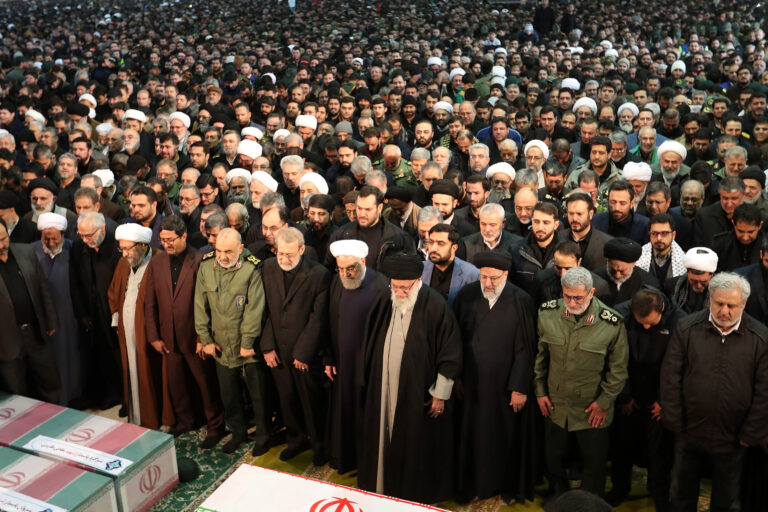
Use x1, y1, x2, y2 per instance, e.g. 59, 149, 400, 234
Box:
260, 256, 331, 363
70, 229, 122, 327
735, 263, 768, 322
0, 244, 58, 360
558, 227, 613, 271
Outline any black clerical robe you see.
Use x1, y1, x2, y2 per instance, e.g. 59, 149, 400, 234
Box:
358, 285, 462, 504
453, 282, 539, 502
326, 268, 388, 474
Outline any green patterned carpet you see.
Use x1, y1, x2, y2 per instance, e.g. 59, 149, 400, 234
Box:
150, 429, 711, 512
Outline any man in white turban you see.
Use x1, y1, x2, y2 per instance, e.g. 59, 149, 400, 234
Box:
169, 112, 191, 153
108, 223, 173, 429
653, 140, 689, 187
622, 161, 653, 207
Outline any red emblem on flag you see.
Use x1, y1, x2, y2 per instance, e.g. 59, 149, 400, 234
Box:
0, 471, 25, 488
65, 428, 95, 443
310, 497, 363, 512
139, 465, 161, 494
0, 408, 15, 420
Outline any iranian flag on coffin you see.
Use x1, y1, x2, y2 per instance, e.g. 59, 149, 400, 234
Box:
197, 464, 451, 512
0, 393, 178, 512
0, 445, 118, 511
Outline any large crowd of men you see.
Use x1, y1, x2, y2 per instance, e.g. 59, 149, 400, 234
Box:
0, 0, 767, 509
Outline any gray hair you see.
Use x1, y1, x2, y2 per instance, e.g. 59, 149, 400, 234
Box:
225, 202, 249, 220
478, 202, 505, 222
499, 139, 517, 151
609, 131, 628, 145
204, 213, 229, 231
432, 146, 451, 159
417, 205, 443, 224
585, 79, 600, 90
561, 266, 594, 291
681, 179, 705, 197
515, 168, 539, 187
0, 132, 15, 146
179, 183, 200, 197
709, 272, 751, 301
58, 152, 77, 167
365, 170, 387, 187
280, 154, 304, 171
77, 211, 105, 229
276, 226, 305, 246
638, 126, 656, 137
421, 161, 442, 176
410, 148, 430, 161
382, 144, 401, 158
350, 156, 372, 177
80, 173, 103, 188
260, 192, 286, 211
468, 143, 490, 157
357, 117, 374, 130
724, 145, 748, 161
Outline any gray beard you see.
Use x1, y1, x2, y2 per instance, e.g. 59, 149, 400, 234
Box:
743, 194, 759, 204
481, 285, 503, 302
619, 122, 634, 133
31, 202, 54, 221
340, 267, 366, 290
391, 287, 419, 312
487, 189, 509, 204
661, 170, 678, 182
278, 258, 301, 272
227, 191, 249, 204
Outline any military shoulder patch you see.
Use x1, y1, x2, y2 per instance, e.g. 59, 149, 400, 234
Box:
247, 255, 261, 266
540, 300, 559, 310
600, 309, 620, 324
202, 251, 215, 261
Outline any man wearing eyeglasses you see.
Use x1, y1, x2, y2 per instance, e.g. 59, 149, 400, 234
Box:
144, 215, 225, 449
358, 253, 462, 504
534, 266, 628, 499
453, 251, 537, 502
260, 227, 330, 466
637, 213, 686, 282
108, 223, 172, 430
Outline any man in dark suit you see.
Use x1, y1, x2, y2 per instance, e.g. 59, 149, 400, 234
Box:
0, 190, 37, 243
69, 211, 123, 410
594, 237, 660, 306
421, 224, 480, 305
591, 181, 650, 245
735, 237, 768, 321
261, 227, 331, 466
144, 215, 226, 448
560, 192, 613, 270
457, 203, 521, 264
693, 176, 744, 247
429, 179, 476, 238
0, 218, 60, 403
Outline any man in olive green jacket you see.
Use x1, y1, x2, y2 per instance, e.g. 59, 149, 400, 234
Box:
534, 266, 628, 498
194, 228, 271, 456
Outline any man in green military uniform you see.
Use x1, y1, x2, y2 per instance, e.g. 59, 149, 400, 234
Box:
534, 266, 628, 498
374, 144, 417, 188
194, 227, 271, 456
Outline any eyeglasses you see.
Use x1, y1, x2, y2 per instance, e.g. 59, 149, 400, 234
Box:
276, 249, 301, 260
649, 231, 673, 238
118, 243, 138, 254
78, 229, 99, 240
335, 263, 360, 276
390, 280, 417, 293
159, 236, 179, 246
563, 293, 589, 303
479, 273, 504, 283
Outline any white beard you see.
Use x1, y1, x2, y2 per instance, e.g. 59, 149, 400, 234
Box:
481, 285, 503, 302
340, 267, 366, 290
391, 287, 419, 312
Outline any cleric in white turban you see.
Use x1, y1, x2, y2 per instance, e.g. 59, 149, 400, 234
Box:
683, 247, 718, 273
115, 223, 153, 244
123, 109, 147, 124
241, 127, 264, 141
37, 212, 68, 232
225, 168, 252, 185
433, 101, 454, 115
93, 169, 115, 188
299, 172, 329, 196
622, 161, 652, 182
168, 111, 191, 129
573, 97, 598, 117
295, 115, 318, 131
252, 170, 279, 192
657, 140, 687, 161
524, 139, 550, 160
330, 239, 369, 259
237, 139, 262, 160
486, 162, 516, 181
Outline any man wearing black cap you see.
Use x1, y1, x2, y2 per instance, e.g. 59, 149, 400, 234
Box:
359, 253, 461, 504
740, 166, 768, 216
383, 186, 420, 237
301, 194, 338, 258
595, 237, 660, 306
453, 251, 538, 502
23, 178, 77, 238
430, 179, 475, 238
0, 190, 37, 243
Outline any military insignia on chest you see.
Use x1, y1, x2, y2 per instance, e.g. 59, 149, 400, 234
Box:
236, 295, 246, 310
